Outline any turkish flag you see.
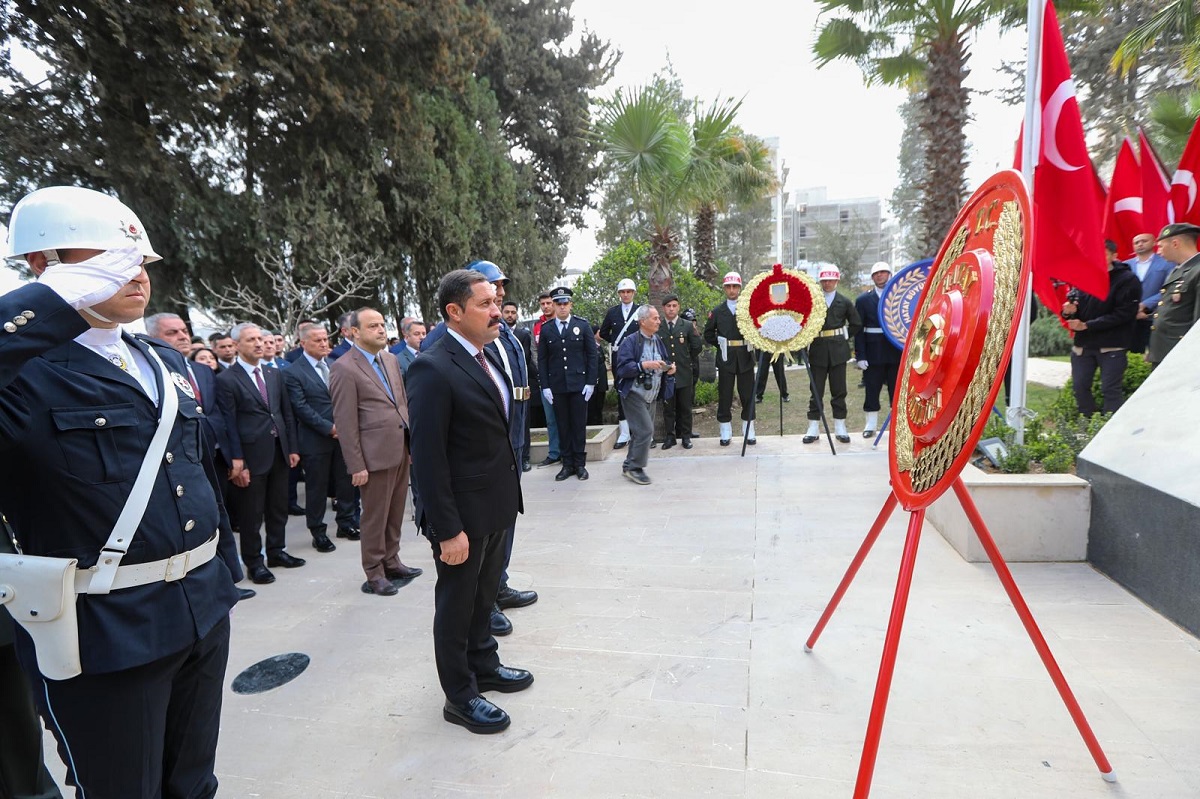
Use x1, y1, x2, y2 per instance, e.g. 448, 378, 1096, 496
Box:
1171, 117, 1200, 225
1139, 128, 1172, 236
1102, 138, 1143, 260
1018, 0, 1109, 315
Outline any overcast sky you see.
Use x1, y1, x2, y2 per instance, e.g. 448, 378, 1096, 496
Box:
565, 0, 1029, 267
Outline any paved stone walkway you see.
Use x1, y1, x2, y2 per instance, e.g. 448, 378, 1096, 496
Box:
44, 437, 1200, 797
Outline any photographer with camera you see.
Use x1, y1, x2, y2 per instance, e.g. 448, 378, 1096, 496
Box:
614, 305, 676, 486
1061, 240, 1142, 415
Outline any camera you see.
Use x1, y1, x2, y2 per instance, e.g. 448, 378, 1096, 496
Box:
638, 372, 655, 390
682, 308, 696, 322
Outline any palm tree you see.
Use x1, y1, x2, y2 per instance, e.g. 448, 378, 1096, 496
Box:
690, 116, 778, 283
1150, 88, 1200, 164
595, 86, 693, 306
812, 0, 1027, 249
1113, 1, 1200, 80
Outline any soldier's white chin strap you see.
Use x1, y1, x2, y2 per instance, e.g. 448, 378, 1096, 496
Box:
82, 307, 115, 324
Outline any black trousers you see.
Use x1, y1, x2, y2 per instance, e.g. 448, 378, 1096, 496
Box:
1131, 318, 1152, 354
20, 617, 230, 799
0, 639, 61, 799
552, 391, 589, 469
662, 382, 695, 439
754, 352, 788, 398
1071, 348, 1127, 415
301, 445, 355, 534
862, 361, 899, 412
808, 362, 849, 421
429, 529, 507, 705
231, 444, 289, 567
716, 365, 755, 423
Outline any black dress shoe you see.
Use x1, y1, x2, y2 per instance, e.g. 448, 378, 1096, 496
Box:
682, 437, 693, 449
490, 605, 513, 636
385, 564, 423, 580
249, 564, 275, 584
267, 551, 306, 568
335, 526, 361, 541
720, 438, 731, 446
747, 438, 756, 445
288, 503, 305, 516
836, 435, 851, 443
554, 467, 573, 482
661, 437, 676, 450
755, 395, 764, 403
782, 395, 790, 402
576, 466, 589, 480
237, 587, 257, 600
863, 430, 875, 438
311, 534, 336, 553
536, 456, 560, 468
443, 696, 510, 734
522, 461, 531, 472
476, 665, 534, 694
803, 435, 818, 444
361, 577, 398, 596
613, 440, 628, 450
496, 585, 538, 609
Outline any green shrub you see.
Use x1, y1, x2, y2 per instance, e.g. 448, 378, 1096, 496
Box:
999, 443, 1032, 473
1028, 313, 1073, 357
693, 380, 718, 406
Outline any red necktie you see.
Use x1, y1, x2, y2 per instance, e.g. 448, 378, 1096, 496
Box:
186, 364, 202, 404
253, 366, 269, 405
473, 351, 506, 415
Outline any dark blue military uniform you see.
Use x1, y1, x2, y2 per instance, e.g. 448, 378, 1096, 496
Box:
0, 283, 240, 798
537, 315, 598, 473
853, 288, 902, 413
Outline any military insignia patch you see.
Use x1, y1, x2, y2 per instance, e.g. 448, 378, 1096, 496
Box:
119, 220, 143, 242
171, 372, 196, 399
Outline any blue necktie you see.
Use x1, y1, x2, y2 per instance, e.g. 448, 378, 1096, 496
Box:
371, 356, 395, 402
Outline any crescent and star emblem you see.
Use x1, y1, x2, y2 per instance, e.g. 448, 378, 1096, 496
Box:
1043, 79, 1084, 172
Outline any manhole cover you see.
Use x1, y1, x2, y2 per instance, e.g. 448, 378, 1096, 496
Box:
231, 652, 310, 694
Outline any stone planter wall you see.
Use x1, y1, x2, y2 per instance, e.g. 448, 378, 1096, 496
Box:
925, 464, 1091, 563
528, 425, 618, 463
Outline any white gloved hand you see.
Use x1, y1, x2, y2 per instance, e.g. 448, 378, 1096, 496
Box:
582, 384, 594, 401
36, 247, 144, 310
542, 388, 554, 405
856, 360, 869, 370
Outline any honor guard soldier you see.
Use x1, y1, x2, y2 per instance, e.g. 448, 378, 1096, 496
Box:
597, 278, 641, 449
660, 294, 703, 449
1147, 222, 1200, 368
804, 266, 863, 444
538, 287, 598, 481
854, 262, 901, 437
704, 271, 757, 446
0, 186, 242, 797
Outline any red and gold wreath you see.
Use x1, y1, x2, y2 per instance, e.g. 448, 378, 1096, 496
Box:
735, 263, 827, 358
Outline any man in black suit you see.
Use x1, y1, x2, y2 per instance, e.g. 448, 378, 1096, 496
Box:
216, 323, 304, 584
538, 286, 598, 481
283, 323, 357, 554
596, 278, 640, 449
389, 319, 426, 374
854, 262, 901, 438
704, 272, 757, 445
328, 311, 355, 362
407, 269, 531, 735
502, 300, 536, 471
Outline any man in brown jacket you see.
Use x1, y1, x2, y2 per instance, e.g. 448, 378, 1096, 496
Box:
329, 307, 423, 596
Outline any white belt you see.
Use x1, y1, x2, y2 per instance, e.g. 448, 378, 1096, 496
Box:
74, 533, 219, 594
864, 327, 884, 334
818, 327, 848, 339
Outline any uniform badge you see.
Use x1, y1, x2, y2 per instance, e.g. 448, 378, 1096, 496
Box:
119, 220, 143, 242
171, 371, 196, 399
573, 326, 580, 335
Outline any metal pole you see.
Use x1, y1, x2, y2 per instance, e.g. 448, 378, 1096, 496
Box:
1011, 0, 1045, 443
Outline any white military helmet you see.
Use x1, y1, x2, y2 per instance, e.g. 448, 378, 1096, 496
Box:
616, 278, 636, 292
722, 271, 742, 286
818, 266, 841, 281
871, 261, 892, 276
5, 186, 162, 264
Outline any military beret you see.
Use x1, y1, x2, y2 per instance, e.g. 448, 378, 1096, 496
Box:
1157, 222, 1200, 241
662, 294, 680, 305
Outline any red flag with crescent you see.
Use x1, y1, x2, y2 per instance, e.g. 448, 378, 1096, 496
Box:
1017, 0, 1108, 314
1171, 118, 1200, 226
1139, 128, 1172, 236
1102, 138, 1143, 260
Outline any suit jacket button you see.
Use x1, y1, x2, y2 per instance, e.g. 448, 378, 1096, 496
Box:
3, 323, 15, 333
13, 316, 26, 326
175, 484, 185, 497
184, 519, 195, 531
94, 417, 107, 426
165, 452, 174, 464
21, 310, 34, 319
196, 406, 204, 414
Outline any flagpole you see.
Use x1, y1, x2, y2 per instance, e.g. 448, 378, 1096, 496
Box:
1011, 0, 1045, 443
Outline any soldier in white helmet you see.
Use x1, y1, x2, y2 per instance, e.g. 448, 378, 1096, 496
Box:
0, 186, 242, 797
853, 262, 901, 437
597, 278, 641, 449
803, 266, 863, 444
703, 271, 757, 445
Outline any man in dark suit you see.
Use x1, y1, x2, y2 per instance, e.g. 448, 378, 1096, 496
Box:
704, 272, 757, 445
283, 323, 357, 554
804, 267, 863, 444
538, 286, 598, 481
327, 311, 354, 362
597, 278, 640, 449
659, 295, 703, 449
216, 323, 304, 584
854, 262, 901, 438
407, 269, 531, 734
329, 308, 422, 596
1, 185, 241, 797
1125, 231, 1174, 353
389, 319, 426, 374
503, 300, 536, 470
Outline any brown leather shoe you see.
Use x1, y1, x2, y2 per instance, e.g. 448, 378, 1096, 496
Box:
361, 577, 398, 596
385, 564, 424, 580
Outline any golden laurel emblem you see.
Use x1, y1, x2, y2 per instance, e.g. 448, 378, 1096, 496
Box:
890, 171, 1031, 508
735, 263, 827, 358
